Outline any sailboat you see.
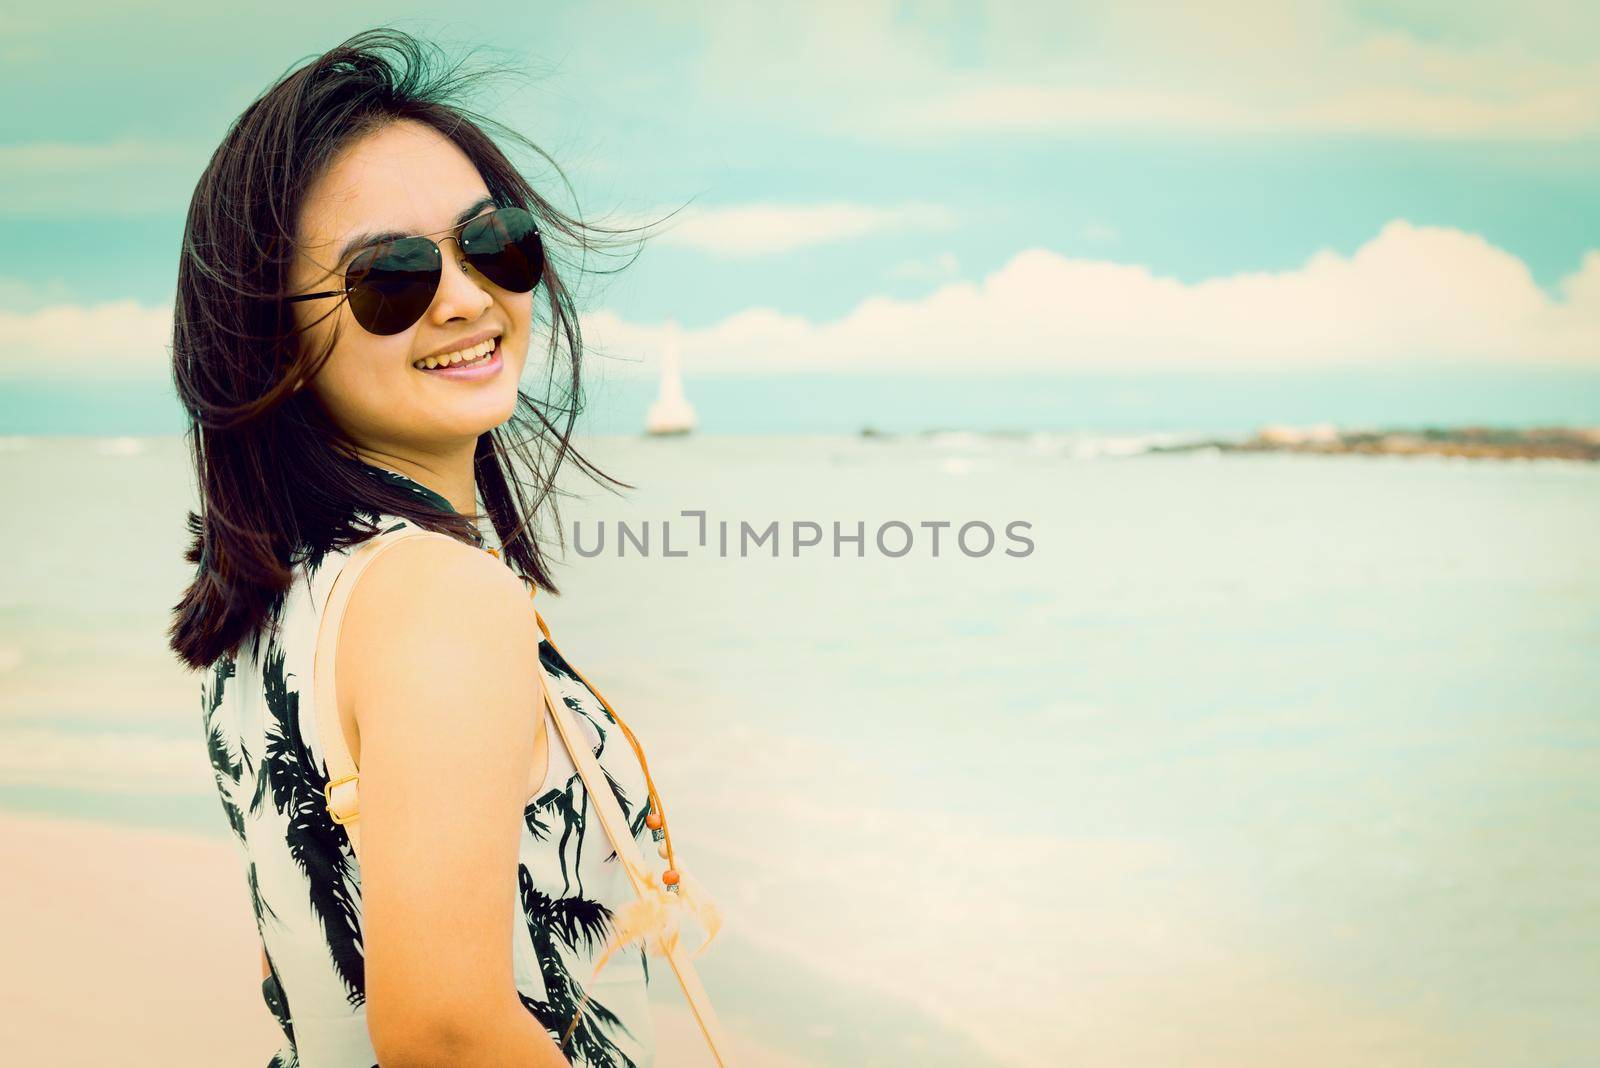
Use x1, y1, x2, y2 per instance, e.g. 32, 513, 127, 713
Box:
645, 321, 697, 436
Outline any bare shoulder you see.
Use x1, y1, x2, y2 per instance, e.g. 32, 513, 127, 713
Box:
340, 533, 548, 1053
346, 532, 531, 633
338, 533, 539, 723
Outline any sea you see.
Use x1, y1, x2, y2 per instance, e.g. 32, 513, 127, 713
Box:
2, 384, 1598, 1064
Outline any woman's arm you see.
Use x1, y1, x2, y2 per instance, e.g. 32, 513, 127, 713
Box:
337, 536, 565, 1067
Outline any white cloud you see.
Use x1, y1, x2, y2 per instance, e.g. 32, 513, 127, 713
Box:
888, 252, 960, 281
583, 220, 1600, 374
0, 138, 194, 172
1083, 223, 1119, 245
889, 75, 1600, 141
0, 137, 204, 215
7, 220, 1597, 380
645, 201, 956, 256
688, 3, 1600, 142
0, 298, 171, 376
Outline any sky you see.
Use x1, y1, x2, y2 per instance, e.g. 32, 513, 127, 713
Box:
1, 1, 1597, 430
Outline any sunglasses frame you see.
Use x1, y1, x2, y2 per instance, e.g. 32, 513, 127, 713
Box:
285, 205, 544, 335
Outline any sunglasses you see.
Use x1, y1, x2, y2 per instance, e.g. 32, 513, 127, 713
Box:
286, 205, 545, 335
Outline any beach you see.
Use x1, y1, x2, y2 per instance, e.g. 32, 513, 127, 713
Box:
9, 3, 1600, 1061
0, 810, 802, 1066
3, 432, 1598, 1066
0, 811, 284, 1064
0, 808, 1475, 1067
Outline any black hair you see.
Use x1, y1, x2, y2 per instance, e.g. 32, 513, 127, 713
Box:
168, 26, 680, 670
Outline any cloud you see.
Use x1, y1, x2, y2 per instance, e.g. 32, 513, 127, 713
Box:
688, 3, 1600, 142
1082, 223, 1119, 245
0, 138, 194, 172
0, 137, 204, 215
7, 220, 1597, 381
888, 76, 1600, 141
583, 220, 1600, 374
644, 201, 956, 256
0, 298, 171, 377
888, 252, 960, 281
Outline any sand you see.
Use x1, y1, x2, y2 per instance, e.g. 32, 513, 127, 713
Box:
0, 810, 795, 1067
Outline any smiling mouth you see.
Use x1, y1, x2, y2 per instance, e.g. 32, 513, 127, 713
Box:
413, 336, 500, 371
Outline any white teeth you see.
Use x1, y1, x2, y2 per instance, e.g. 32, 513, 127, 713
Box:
414, 337, 497, 370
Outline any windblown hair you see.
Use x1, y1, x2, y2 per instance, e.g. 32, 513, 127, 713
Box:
168, 27, 671, 670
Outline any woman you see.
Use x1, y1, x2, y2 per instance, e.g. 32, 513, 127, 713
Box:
168, 29, 687, 1067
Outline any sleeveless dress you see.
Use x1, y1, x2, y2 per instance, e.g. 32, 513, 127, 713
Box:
198, 466, 659, 1067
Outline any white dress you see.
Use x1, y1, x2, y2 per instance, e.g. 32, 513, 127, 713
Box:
199, 468, 658, 1067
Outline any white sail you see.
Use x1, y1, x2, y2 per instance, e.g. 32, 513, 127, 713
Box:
646, 321, 697, 436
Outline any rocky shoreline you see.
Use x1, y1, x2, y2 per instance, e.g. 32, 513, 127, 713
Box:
1149, 424, 1600, 462
857, 423, 1600, 461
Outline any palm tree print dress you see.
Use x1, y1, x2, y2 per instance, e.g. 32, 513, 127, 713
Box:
200, 466, 660, 1067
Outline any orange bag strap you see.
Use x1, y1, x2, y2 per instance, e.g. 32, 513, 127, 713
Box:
313, 527, 732, 1064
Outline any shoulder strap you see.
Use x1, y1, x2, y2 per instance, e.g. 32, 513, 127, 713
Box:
536, 637, 732, 1065
314, 529, 732, 1064
314, 525, 457, 862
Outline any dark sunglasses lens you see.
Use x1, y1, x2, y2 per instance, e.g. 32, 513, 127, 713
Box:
347, 238, 442, 335
461, 207, 544, 293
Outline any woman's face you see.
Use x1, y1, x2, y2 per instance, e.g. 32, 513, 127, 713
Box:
287, 119, 531, 457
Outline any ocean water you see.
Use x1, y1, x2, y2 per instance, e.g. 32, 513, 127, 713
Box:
7, 364, 1600, 436
2, 432, 1597, 1067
